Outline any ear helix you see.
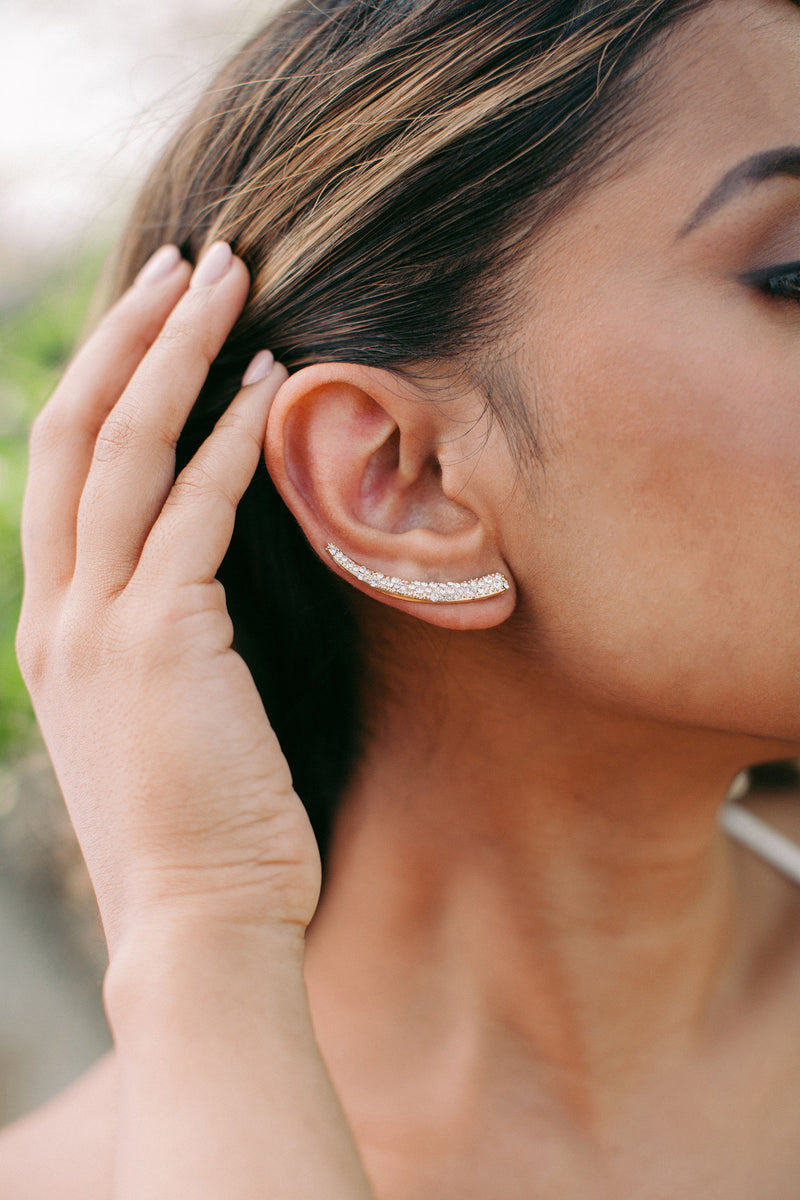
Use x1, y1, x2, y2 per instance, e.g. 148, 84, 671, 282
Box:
325, 544, 510, 604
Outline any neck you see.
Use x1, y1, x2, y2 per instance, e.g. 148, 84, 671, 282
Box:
304, 625, 790, 1129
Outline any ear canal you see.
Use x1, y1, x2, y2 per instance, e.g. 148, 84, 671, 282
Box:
325, 545, 510, 604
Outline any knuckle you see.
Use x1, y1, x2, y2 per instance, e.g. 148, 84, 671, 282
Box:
16, 593, 115, 693
172, 461, 236, 510
171, 462, 217, 502
157, 305, 219, 369
215, 407, 260, 451
28, 408, 66, 456
214, 408, 261, 453
232, 426, 263, 463
156, 318, 195, 354
15, 618, 47, 687
92, 406, 140, 465
55, 600, 106, 676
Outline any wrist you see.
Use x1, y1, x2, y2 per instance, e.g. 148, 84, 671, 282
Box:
104, 914, 308, 1037
102, 914, 375, 1200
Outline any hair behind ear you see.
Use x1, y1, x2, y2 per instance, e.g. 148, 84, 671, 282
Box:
207, 432, 362, 871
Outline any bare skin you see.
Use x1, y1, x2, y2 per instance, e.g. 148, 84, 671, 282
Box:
3, 1, 800, 1198
301, 4, 800, 1191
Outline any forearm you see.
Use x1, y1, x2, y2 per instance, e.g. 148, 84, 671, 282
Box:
104, 921, 374, 1200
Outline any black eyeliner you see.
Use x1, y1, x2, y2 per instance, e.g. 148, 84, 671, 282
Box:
740, 258, 800, 297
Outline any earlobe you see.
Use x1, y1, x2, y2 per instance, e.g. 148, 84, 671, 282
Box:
264, 362, 516, 628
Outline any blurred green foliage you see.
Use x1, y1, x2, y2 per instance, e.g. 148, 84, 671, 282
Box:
0, 252, 108, 759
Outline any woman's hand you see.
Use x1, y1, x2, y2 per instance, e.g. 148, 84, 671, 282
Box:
14, 243, 376, 1200
15, 241, 321, 954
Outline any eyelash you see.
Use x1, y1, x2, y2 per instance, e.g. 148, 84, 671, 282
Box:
746, 260, 800, 301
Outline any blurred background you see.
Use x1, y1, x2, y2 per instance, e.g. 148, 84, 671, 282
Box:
0, 0, 272, 1127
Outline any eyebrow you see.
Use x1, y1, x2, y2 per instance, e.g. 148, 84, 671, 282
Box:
679, 146, 800, 237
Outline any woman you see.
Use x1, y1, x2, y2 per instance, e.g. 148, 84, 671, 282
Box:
4, 0, 800, 1194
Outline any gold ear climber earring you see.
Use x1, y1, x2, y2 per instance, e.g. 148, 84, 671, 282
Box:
325, 544, 510, 604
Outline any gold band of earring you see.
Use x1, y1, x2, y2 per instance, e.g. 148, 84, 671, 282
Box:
325, 544, 510, 603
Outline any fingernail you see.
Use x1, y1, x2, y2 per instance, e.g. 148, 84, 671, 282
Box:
242, 350, 275, 387
135, 244, 181, 286
191, 241, 233, 289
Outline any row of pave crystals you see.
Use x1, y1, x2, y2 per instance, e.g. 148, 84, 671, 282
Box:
326, 545, 509, 603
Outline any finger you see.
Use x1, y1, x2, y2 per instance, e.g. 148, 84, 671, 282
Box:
132, 356, 287, 593
74, 243, 251, 597
20, 247, 192, 603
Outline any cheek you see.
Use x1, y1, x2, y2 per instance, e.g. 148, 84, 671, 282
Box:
507, 298, 800, 737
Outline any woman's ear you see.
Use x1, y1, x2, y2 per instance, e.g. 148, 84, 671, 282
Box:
264, 363, 516, 630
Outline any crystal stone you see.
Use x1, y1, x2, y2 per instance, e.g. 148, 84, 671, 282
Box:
325, 545, 509, 603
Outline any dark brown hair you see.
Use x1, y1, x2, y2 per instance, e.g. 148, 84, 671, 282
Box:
111, 0, 714, 864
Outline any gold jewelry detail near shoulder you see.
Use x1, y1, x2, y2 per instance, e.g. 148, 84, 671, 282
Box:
325, 544, 510, 603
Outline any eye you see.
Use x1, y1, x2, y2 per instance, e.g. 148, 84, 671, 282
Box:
744, 259, 800, 300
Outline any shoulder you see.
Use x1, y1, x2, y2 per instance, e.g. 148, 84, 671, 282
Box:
0, 1053, 116, 1200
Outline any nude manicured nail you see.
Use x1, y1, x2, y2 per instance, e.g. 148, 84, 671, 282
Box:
191, 241, 233, 288
135, 244, 181, 286
242, 350, 275, 387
